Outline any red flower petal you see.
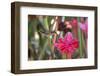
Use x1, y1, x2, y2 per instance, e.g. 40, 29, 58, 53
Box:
54, 32, 79, 56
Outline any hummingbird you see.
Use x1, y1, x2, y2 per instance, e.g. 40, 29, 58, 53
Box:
39, 30, 57, 38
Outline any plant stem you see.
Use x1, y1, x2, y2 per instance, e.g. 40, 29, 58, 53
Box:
62, 53, 66, 59
67, 53, 72, 59
78, 18, 83, 58
82, 32, 87, 58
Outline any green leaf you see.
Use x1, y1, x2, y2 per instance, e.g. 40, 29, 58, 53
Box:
43, 16, 49, 31
38, 38, 48, 60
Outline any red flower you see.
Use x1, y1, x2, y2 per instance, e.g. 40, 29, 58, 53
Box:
54, 32, 79, 58
79, 18, 88, 38
71, 18, 78, 26
80, 19, 88, 33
